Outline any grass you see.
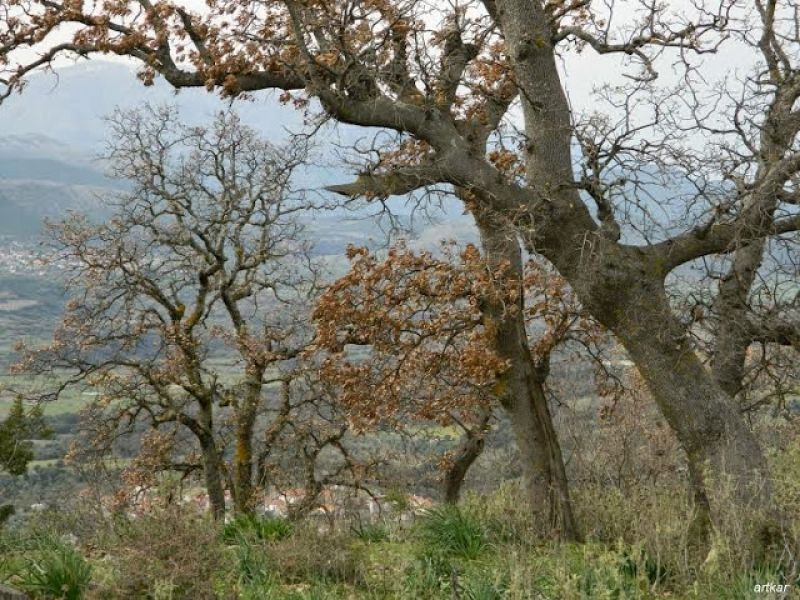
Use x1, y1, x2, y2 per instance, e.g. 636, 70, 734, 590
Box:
0, 373, 89, 417
351, 522, 390, 543
223, 513, 294, 544
0, 363, 288, 418
1, 487, 798, 599
0, 391, 797, 598
13, 537, 92, 600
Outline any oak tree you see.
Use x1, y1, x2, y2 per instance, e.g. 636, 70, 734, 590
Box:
314, 241, 607, 539
14, 105, 327, 517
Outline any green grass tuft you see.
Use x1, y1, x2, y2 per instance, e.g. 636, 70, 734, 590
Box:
417, 505, 488, 561
16, 538, 91, 600
223, 513, 293, 544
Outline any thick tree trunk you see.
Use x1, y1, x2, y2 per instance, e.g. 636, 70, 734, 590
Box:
494, 0, 782, 559
575, 252, 782, 559
443, 411, 490, 504
621, 308, 780, 559
474, 209, 581, 542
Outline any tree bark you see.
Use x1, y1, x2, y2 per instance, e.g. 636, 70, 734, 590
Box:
494, 0, 781, 557
197, 406, 227, 520
443, 411, 490, 504
711, 207, 775, 398
570, 244, 781, 557
232, 377, 261, 514
199, 438, 227, 520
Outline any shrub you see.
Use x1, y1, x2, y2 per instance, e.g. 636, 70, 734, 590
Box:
233, 534, 274, 587
95, 507, 229, 599
417, 505, 488, 561
16, 538, 91, 600
401, 555, 450, 599
265, 526, 365, 586
539, 542, 656, 599
350, 522, 389, 544
461, 572, 507, 600
619, 545, 668, 586
0, 505, 14, 528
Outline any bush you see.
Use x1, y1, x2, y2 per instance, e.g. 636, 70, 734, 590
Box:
350, 522, 389, 543
265, 526, 365, 586
533, 542, 658, 599
95, 507, 229, 599
417, 506, 488, 561
401, 555, 450, 599
233, 533, 274, 588
461, 571, 507, 600
16, 538, 91, 600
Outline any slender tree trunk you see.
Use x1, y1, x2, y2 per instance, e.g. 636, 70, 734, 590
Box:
499, 333, 581, 542
712, 238, 770, 397
474, 208, 581, 542
443, 411, 490, 504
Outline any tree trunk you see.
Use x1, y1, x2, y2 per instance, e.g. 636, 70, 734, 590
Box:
443, 411, 490, 504
712, 238, 770, 398
500, 336, 581, 542
197, 405, 226, 520
474, 208, 581, 542
232, 379, 261, 514
574, 250, 782, 558
199, 437, 227, 520
621, 302, 778, 554
494, 0, 781, 559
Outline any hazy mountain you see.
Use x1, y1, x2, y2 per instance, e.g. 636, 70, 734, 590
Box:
0, 61, 476, 244
0, 181, 113, 237
0, 61, 305, 151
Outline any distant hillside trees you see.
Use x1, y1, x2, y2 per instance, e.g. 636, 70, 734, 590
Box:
13, 106, 365, 518
0, 396, 50, 524
0, 398, 47, 478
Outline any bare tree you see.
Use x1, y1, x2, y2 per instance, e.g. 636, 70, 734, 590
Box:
3, 0, 799, 557
14, 105, 327, 518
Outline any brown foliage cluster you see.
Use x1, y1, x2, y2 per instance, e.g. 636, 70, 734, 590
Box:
314, 242, 511, 430
313, 242, 607, 431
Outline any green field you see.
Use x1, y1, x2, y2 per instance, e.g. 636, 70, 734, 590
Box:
0, 373, 90, 417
